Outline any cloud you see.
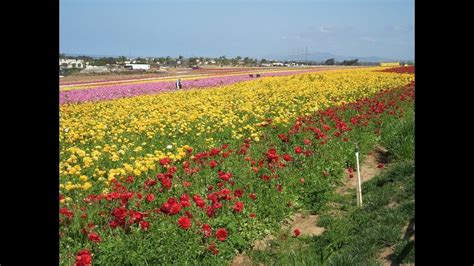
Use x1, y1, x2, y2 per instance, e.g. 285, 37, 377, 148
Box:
386, 25, 413, 32
319, 26, 330, 33
360, 36, 376, 42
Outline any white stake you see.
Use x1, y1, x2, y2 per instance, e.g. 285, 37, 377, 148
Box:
355, 143, 363, 207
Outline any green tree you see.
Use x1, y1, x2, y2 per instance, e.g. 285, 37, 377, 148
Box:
325, 58, 335, 65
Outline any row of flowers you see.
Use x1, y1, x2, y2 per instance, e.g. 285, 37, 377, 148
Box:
60, 68, 337, 104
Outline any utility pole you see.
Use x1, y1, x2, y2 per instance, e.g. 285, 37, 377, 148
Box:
305, 47, 308, 64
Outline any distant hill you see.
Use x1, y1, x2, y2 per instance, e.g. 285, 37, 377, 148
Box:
270, 51, 407, 63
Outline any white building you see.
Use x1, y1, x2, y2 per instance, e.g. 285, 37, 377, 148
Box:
125, 64, 150, 70
272, 62, 284, 67
59, 58, 85, 69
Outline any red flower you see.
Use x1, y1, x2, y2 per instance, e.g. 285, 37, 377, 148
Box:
265, 148, 279, 163
233, 201, 244, 213
126, 176, 135, 183
160, 177, 172, 190
88, 232, 101, 243
283, 154, 293, 162
216, 228, 228, 241
208, 241, 219, 255
178, 216, 191, 230
208, 185, 214, 191
60, 207, 74, 219
140, 221, 150, 230
74, 249, 92, 266
146, 193, 155, 203
218, 171, 233, 181
261, 175, 271, 181
159, 157, 171, 166
342, 137, 349, 142
294, 146, 303, 154
180, 194, 191, 207
276, 184, 282, 192
169, 203, 182, 215
294, 229, 301, 237
183, 181, 192, 187
249, 193, 257, 200
304, 138, 312, 145
209, 160, 218, 169
109, 219, 119, 229
278, 134, 289, 142
234, 188, 244, 198
249, 213, 256, 218
300, 178, 305, 184
112, 207, 127, 221
185, 210, 193, 218
377, 163, 385, 169
210, 148, 221, 156
202, 224, 212, 238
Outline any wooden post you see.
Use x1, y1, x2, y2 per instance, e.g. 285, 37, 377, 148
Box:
355, 143, 363, 207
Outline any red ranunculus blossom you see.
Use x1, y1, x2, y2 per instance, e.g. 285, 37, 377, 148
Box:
202, 223, 212, 238
283, 154, 293, 161
140, 220, 150, 230
294, 146, 303, 154
60, 207, 74, 219
109, 219, 119, 229
261, 175, 271, 181
233, 201, 244, 213
208, 241, 219, 255
208, 185, 214, 191
146, 193, 155, 203
249, 213, 256, 218
178, 216, 191, 230
294, 229, 301, 237
304, 138, 312, 145
210, 148, 221, 156
216, 228, 228, 241
159, 157, 171, 166
74, 249, 92, 266
88, 232, 101, 243
276, 184, 282, 192
126, 176, 135, 183
209, 160, 218, 169
169, 203, 182, 215
377, 163, 385, 168
185, 210, 193, 218
249, 193, 257, 200
112, 207, 127, 221
234, 188, 244, 198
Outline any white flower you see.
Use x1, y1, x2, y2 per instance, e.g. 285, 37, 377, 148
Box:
166, 145, 173, 150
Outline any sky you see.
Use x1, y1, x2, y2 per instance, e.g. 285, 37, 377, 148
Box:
60, 0, 414, 60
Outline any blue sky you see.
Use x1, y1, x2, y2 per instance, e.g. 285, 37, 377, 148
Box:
60, 0, 414, 60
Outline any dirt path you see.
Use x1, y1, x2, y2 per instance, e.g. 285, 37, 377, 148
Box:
231, 147, 390, 265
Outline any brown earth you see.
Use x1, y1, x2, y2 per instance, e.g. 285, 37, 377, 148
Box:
336, 147, 389, 195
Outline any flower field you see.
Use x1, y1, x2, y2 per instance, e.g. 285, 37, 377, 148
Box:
60, 68, 335, 104
59, 67, 414, 265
